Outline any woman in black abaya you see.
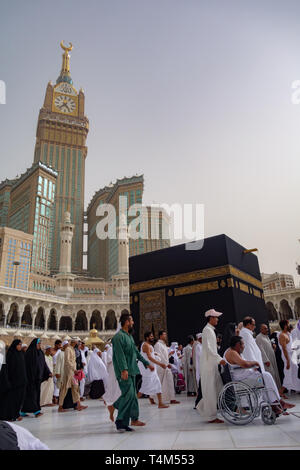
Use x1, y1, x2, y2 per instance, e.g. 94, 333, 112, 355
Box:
21, 338, 51, 418
0, 339, 27, 421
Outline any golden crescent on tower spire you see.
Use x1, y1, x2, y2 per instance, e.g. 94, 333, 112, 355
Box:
60, 40, 73, 52
57, 41, 73, 84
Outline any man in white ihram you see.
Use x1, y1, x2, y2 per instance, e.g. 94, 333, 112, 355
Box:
102, 343, 121, 423
138, 331, 169, 408
197, 309, 226, 424
154, 330, 180, 405
239, 317, 265, 371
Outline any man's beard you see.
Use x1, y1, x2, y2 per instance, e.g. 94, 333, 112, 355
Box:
128, 327, 134, 335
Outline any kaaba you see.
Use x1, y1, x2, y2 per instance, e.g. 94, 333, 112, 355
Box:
129, 234, 268, 345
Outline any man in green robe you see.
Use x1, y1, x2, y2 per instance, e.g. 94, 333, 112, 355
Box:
112, 312, 154, 432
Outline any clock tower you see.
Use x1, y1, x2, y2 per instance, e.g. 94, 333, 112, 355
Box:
33, 41, 89, 274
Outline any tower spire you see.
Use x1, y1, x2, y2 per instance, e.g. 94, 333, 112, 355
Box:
56, 41, 73, 85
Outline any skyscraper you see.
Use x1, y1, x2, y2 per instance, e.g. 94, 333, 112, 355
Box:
0, 162, 57, 276
86, 175, 170, 280
0, 227, 33, 290
87, 175, 144, 280
33, 42, 89, 274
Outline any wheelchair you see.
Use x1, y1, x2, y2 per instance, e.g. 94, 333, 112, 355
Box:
217, 364, 282, 426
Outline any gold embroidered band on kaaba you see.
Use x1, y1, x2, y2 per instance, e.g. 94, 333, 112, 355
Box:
130, 264, 263, 294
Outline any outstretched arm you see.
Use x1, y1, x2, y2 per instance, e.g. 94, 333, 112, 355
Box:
143, 343, 166, 369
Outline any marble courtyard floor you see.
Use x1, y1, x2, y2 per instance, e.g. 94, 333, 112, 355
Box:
16, 393, 300, 450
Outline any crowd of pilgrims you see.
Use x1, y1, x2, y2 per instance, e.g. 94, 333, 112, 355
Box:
0, 312, 300, 430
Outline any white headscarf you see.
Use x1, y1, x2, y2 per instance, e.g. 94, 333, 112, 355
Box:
87, 348, 108, 383
169, 342, 179, 368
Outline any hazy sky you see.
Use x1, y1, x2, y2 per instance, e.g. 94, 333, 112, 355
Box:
1, 0, 300, 281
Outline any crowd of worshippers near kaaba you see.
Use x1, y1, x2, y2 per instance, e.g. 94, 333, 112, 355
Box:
0, 313, 299, 433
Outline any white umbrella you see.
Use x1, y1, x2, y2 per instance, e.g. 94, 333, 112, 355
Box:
0, 329, 8, 336
41, 332, 49, 339
63, 334, 72, 341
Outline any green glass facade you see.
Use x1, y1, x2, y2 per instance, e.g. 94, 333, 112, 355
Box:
46, 145, 84, 274
31, 175, 56, 274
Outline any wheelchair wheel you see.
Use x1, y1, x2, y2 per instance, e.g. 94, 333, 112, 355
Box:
218, 382, 258, 425
261, 405, 276, 425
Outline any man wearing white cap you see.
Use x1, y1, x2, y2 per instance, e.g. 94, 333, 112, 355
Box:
197, 309, 226, 423
52, 340, 62, 404
58, 339, 87, 413
55, 341, 68, 393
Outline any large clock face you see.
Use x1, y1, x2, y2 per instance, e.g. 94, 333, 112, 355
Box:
54, 95, 76, 114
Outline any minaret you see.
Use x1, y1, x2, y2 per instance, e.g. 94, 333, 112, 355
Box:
55, 211, 76, 297
118, 213, 129, 275
111, 213, 129, 299
59, 211, 74, 273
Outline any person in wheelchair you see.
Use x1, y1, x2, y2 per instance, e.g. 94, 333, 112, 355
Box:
224, 336, 295, 415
